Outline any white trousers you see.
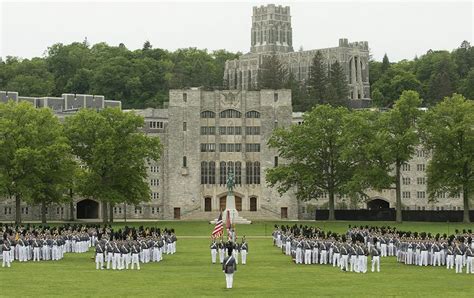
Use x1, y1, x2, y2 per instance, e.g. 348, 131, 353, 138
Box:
332, 253, 340, 267
2, 251, 11, 267
285, 242, 291, 255
241, 250, 247, 265
372, 256, 380, 272
106, 253, 113, 269
340, 255, 349, 271
433, 252, 441, 266
225, 273, 234, 289
466, 256, 473, 274
455, 255, 463, 273
33, 247, 40, 261
219, 249, 225, 263
96, 253, 104, 269
131, 253, 140, 269
304, 249, 312, 264
112, 253, 120, 270
446, 255, 454, 269
211, 249, 217, 263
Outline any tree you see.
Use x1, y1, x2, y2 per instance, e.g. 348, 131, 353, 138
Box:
64, 108, 162, 223
458, 68, 474, 99
381, 54, 390, 73
326, 60, 349, 107
370, 91, 422, 222
285, 72, 308, 112
266, 105, 372, 220
257, 54, 288, 90
419, 94, 473, 223
307, 51, 328, 106
25, 108, 76, 223
0, 101, 73, 223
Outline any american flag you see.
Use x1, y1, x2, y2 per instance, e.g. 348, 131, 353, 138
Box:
211, 212, 224, 238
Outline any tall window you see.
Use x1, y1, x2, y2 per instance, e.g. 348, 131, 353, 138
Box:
245, 111, 260, 118
235, 162, 242, 185
254, 162, 261, 184
183, 156, 187, 167
220, 109, 241, 118
246, 162, 254, 184
209, 161, 216, 184
220, 161, 227, 185
201, 161, 208, 184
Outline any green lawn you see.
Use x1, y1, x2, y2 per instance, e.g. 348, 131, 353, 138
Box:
1, 221, 473, 297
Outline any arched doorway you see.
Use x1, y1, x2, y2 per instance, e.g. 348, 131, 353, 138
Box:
220, 197, 226, 211
219, 195, 242, 211
235, 196, 242, 211
204, 197, 212, 212
250, 197, 257, 211
76, 199, 99, 219
367, 198, 390, 210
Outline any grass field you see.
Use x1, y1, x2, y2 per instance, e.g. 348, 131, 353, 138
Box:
1, 221, 473, 297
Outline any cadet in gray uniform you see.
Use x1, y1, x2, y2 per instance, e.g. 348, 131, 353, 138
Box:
240, 238, 248, 265
210, 240, 218, 264
2, 238, 11, 268
222, 248, 237, 289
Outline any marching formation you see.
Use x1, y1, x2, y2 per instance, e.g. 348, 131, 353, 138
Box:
210, 237, 248, 265
93, 226, 177, 270
1, 223, 177, 270
272, 225, 381, 273
1, 224, 93, 268
273, 224, 474, 274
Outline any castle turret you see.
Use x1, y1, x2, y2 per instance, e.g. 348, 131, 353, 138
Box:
250, 4, 293, 53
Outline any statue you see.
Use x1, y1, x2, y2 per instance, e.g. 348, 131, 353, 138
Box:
226, 171, 235, 196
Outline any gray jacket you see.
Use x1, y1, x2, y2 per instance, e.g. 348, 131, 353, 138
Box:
222, 256, 237, 274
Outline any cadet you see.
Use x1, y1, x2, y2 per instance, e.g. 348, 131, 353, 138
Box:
95, 241, 105, 270
371, 240, 381, 272
222, 248, 237, 289
240, 237, 248, 265
210, 239, 218, 264
465, 242, 473, 274
2, 238, 11, 268
131, 241, 141, 270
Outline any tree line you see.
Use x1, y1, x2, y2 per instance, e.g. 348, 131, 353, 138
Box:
266, 91, 473, 223
0, 102, 161, 224
0, 40, 472, 111
0, 40, 239, 109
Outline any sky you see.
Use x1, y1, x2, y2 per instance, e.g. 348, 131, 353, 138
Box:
0, 0, 473, 62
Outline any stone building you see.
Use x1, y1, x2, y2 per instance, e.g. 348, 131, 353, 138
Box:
224, 4, 371, 101
0, 89, 467, 222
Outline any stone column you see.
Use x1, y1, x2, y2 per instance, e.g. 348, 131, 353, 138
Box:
351, 56, 357, 99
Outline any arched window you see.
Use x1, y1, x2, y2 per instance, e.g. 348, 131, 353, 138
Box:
227, 161, 234, 177
250, 197, 257, 211
254, 162, 261, 184
201, 111, 215, 118
235, 162, 242, 185
219, 161, 227, 185
246, 110, 260, 118
246, 161, 253, 184
201, 161, 208, 184
209, 161, 216, 185
220, 109, 241, 118
204, 197, 212, 212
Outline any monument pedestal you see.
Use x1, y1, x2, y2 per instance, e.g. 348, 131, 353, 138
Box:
211, 194, 251, 224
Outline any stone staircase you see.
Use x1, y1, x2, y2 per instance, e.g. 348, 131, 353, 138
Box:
181, 206, 281, 221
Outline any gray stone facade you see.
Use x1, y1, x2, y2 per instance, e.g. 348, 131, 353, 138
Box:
0, 88, 465, 222
224, 4, 371, 100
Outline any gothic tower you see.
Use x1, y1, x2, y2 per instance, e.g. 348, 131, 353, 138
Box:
250, 4, 293, 53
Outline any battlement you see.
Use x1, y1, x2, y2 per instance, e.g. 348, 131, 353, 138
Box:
0, 90, 122, 111
253, 4, 290, 16
338, 38, 369, 51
